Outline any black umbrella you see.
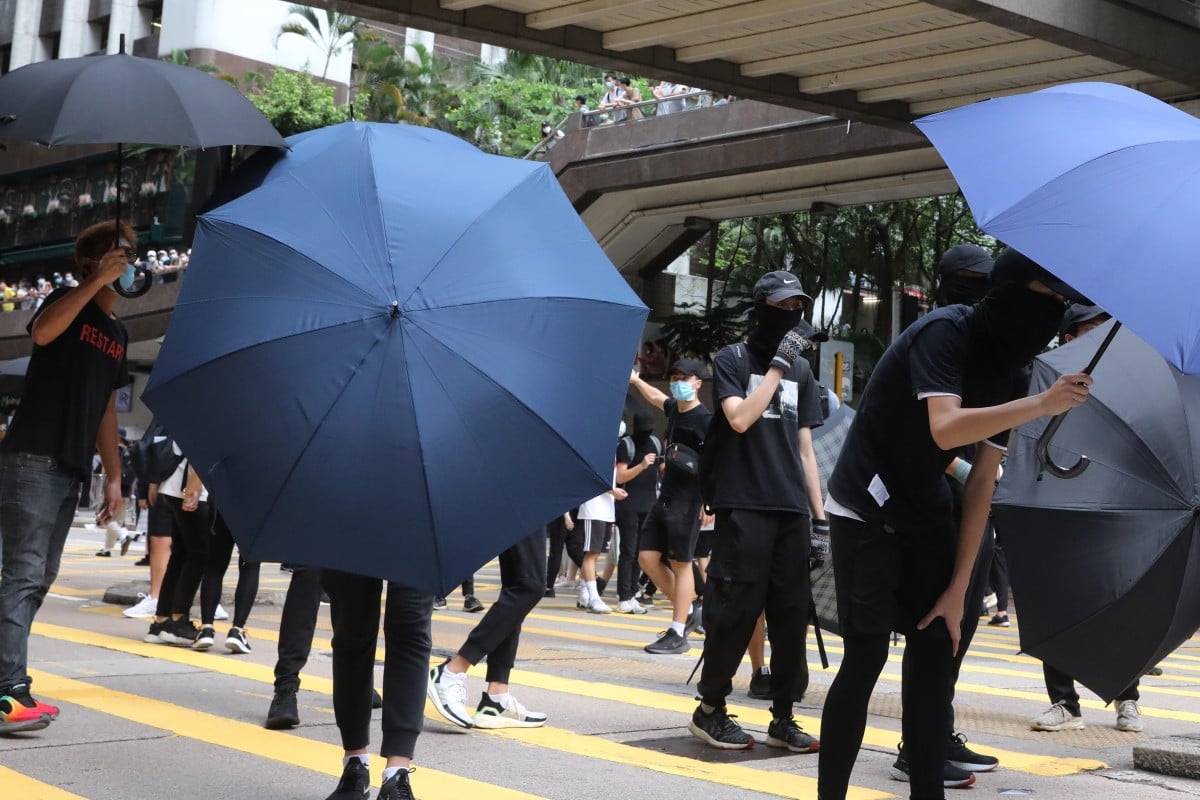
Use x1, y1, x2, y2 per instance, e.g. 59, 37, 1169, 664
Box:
992, 320, 1200, 701
0, 38, 286, 296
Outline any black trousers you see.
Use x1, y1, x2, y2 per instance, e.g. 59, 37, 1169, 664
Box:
615, 507, 648, 601
947, 520, 994, 732
274, 566, 323, 694
697, 509, 810, 719
1045, 663, 1139, 716
155, 496, 211, 619
989, 531, 1011, 612
322, 570, 433, 759
199, 511, 261, 628
818, 515, 956, 800
458, 527, 547, 684
545, 517, 578, 589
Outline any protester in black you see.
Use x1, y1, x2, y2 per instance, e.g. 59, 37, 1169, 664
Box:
630, 359, 713, 652
0, 221, 132, 733
614, 410, 660, 613
818, 249, 1094, 800
689, 271, 827, 754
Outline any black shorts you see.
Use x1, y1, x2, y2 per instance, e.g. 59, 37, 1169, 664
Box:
828, 514, 955, 637
695, 529, 714, 559
147, 501, 176, 538
639, 497, 702, 563
578, 519, 612, 553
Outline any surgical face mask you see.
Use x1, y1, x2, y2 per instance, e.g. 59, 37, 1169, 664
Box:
117, 263, 136, 291
618, 421, 626, 437
670, 380, 696, 402
605, 80, 614, 88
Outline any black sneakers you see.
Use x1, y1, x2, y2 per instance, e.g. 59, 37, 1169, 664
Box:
644, 629, 689, 655
947, 733, 999, 772
890, 742, 976, 788
265, 690, 300, 730
748, 667, 771, 699
688, 705, 755, 750
225, 627, 252, 654
193, 625, 216, 651
326, 758, 370, 800
463, 595, 484, 613
378, 768, 416, 800
159, 618, 199, 646
765, 715, 819, 753
684, 603, 703, 636
432, 597, 447, 610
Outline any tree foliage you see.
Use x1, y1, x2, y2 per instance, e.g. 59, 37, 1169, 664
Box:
351, 41, 457, 126
249, 68, 347, 137
276, 4, 358, 79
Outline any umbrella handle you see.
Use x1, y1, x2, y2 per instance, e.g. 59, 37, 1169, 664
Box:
1034, 321, 1122, 479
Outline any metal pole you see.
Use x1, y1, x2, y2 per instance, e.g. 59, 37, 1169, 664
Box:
834, 351, 844, 402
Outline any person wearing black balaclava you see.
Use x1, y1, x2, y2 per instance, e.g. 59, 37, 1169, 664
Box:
688, 271, 827, 754
935, 243, 994, 308
818, 248, 1093, 800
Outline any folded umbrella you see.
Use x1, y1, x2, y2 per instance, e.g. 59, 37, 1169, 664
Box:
992, 320, 1200, 700
914, 82, 1200, 374
143, 122, 647, 595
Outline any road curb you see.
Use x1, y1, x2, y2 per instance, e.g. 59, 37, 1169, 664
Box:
1134, 734, 1200, 779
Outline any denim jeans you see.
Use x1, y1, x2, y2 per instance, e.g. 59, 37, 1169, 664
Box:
0, 451, 81, 690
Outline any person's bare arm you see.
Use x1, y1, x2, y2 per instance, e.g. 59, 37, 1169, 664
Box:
721, 367, 783, 433
94, 394, 123, 525
616, 451, 657, 483
629, 369, 668, 410
926, 373, 1092, 451
798, 426, 824, 519
918, 443, 1003, 655
31, 250, 126, 345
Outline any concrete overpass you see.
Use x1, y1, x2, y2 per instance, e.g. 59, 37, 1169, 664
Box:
328, 0, 1200, 123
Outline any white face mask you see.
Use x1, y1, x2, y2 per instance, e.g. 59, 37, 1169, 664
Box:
618, 421, 627, 437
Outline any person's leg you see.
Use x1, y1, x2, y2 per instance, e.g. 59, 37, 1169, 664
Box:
545, 520, 566, 591
1115, 679, 1143, 731
749, 614, 766, 672
266, 566, 323, 729
615, 506, 641, 603
668, 559, 694, 626
762, 513, 810, 720
147, 503, 175, 600
564, 523, 585, 572
0, 452, 78, 723
323, 569, 383, 799
377, 582, 435, 795
817, 516, 899, 800
991, 532, 1011, 614
159, 496, 210, 621
199, 515, 236, 627
461, 576, 475, 596
152, 519, 187, 621
1043, 663, 1081, 715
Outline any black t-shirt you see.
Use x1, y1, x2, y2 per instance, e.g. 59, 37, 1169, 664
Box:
709, 343, 823, 512
2, 287, 130, 480
658, 397, 712, 505
616, 435, 660, 513
828, 306, 1024, 531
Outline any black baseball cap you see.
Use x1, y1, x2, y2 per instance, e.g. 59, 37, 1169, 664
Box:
990, 248, 1091, 304
668, 358, 707, 379
1059, 304, 1111, 339
937, 244, 994, 277
753, 271, 812, 305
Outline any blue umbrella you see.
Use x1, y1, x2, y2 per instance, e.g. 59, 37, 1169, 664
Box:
143, 122, 647, 595
914, 82, 1200, 374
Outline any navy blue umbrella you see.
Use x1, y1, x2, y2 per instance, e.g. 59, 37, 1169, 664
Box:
143, 122, 647, 595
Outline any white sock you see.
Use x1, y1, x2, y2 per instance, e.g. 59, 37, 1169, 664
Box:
344, 754, 369, 768
382, 765, 408, 782
487, 692, 511, 705
669, 621, 686, 636
585, 580, 598, 600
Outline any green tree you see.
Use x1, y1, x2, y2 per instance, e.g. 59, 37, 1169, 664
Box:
275, 4, 358, 79
351, 41, 457, 126
249, 68, 347, 137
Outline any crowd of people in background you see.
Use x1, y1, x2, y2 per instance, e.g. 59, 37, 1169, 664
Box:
0, 247, 189, 313
574, 75, 733, 130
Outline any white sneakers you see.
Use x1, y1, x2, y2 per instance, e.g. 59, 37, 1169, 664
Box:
473, 692, 547, 729
1030, 701, 1084, 731
617, 599, 647, 615
1116, 700, 1143, 732
123, 593, 158, 619
427, 663, 474, 728
213, 604, 230, 621
574, 583, 611, 614
586, 596, 611, 614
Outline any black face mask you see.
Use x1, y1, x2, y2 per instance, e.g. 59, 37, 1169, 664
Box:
938, 275, 990, 307
970, 282, 1067, 369
747, 302, 805, 360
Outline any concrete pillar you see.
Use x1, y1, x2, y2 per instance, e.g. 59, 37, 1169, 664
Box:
479, 42, 507, 67
107, 0, 141, 54
403, 27, 434, 63
8, 0, 44, 69
58, 0, 90, 58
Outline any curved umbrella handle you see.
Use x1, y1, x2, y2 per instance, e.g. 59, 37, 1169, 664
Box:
113, 267, 153, 299
1034, 321, 1122, 479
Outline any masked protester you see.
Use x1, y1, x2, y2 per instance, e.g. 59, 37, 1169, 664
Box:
686, 271, 827, 754
935, 244, 994, 308
818, 249, 1093, 800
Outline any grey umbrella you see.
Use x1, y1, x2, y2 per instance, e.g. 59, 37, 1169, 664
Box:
0, 356, 29, 395
993, 320, 1200, 701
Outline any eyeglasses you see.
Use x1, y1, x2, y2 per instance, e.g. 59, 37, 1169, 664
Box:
91, 247, 138, 264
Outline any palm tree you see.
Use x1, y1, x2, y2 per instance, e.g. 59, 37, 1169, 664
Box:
351, 40, 458, 127
275, 4, 358, 79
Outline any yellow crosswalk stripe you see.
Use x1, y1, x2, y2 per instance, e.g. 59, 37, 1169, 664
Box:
0, 765, 88, 799
28, 668, 542, 800
28, 622, 887, 799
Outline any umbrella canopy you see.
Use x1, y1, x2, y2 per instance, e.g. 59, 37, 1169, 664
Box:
810, 402, 854, 635
0, 356, 29, 396
0, 52, 286, 149
992, 320, 1200, 700
914, 82, 1200, 373
143, 122, 648, 595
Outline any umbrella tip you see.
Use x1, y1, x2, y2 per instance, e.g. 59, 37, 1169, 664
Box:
390, 300, 401, 319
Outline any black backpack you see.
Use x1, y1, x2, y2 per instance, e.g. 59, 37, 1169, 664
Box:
130, 419, 184, 483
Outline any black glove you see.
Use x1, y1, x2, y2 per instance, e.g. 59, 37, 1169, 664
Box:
809, 518, 831, 570
771, 329, 813, 372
